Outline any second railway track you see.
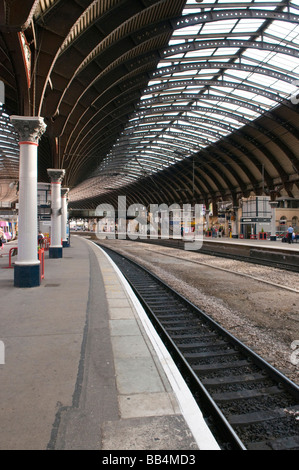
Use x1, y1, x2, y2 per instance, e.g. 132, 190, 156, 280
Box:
100, 243, 299, 451
128, 237, 299, 273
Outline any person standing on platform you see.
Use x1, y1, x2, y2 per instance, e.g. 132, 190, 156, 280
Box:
287, 224, 294, 244
38, 231, 44, 248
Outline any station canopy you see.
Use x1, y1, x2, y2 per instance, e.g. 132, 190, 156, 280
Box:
0, 104, 20, 203
0, 0, 299, 208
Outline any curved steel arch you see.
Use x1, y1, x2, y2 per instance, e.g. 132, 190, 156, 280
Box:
124, 114, 235, 136
150, 61, 298, 85
199, 147, 250, 194
233, 128, 295, 184
65, 102, 252, 185
133, 104, 250, 124
56, 51, 160, 144
248, 121, 299, 178
40, 3, 172, 117
143, 79, 286, 106
138, 93, 268, 115
181, 161, 222, 199
63, 53, 298, 174
124, 129, 210, 149
161, 39, 299, 61
171, 9, 299, 31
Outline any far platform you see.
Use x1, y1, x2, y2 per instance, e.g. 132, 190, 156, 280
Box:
86, 231, 298, 269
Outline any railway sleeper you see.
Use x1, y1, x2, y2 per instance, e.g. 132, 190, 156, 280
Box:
147, 307, 191, 314
178, 340, 228, 350
184, 349, 239, 359
154, 313, 196, 320
162, 321, 202, 328
193, 359, 256, 372
166, 326, 204, 332
170, 332, 217, 340
132, 288, 169, 294
228, 405, 299, 427
201, 372, 267, 387
212, 385, 285, 403
145, 300, 182, 306
149, 308, 191, 314
247, 435, 299, 450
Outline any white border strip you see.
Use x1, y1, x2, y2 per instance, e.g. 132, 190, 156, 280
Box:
92, 242, 220, 451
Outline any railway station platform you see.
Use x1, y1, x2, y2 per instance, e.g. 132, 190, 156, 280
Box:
202, 235, 299, 250
0, 235, 220, 451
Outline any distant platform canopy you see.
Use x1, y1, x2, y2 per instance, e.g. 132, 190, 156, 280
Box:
0, 0, 298, 209
0, 104, 19, 203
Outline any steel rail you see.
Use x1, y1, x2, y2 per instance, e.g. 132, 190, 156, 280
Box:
99, 243, 299, 450
128, 237, 299, 273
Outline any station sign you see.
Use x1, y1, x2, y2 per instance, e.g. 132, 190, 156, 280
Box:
241, 217, 271, 223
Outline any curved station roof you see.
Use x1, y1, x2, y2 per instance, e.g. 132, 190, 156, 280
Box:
0, 0, 299, 210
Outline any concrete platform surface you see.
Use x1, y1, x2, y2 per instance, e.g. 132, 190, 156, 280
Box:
0, 235, 219, 450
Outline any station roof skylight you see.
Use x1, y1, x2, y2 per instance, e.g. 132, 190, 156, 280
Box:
0, 104, 19, 178
70, 0, 299, 201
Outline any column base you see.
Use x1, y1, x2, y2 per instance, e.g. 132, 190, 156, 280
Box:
270, 235, 277, 241
62, 240, 69, 247
49, 247, 63, 258
14, 264, 40, 288
232, 234, 239, 238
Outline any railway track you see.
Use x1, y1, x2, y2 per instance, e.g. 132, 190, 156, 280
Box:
128, 237, 299, 273
100, 244, 299, 451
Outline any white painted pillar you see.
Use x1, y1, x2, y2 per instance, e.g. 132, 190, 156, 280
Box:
10, 116, 46, 287
47, 169, 65, 258
270, 201, 278, 241
61, 187, 69, 247
232, 207, 239, 238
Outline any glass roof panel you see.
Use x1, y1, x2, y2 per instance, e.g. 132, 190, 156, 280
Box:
92, 0, 299, 185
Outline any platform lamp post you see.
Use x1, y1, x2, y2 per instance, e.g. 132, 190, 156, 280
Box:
10, 116, 47, 287
269, 201, 278, 241
47, 169, 65, 258
61, 187, 69, 247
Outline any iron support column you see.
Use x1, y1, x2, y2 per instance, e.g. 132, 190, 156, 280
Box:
61, 187, 69, 247
10, 116, 46, 287
270, 201, 278, 241
47, 169, 65, 258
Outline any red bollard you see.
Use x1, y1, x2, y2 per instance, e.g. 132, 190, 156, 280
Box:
8, 247, 17, 268
2, 247, 18, 269
38, 248, 45, 280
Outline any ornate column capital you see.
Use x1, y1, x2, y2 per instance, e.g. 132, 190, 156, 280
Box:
269, 201, 278, 208
61, 187, 69, 197
47, 168, 65, 184
10, 116, 46, 143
